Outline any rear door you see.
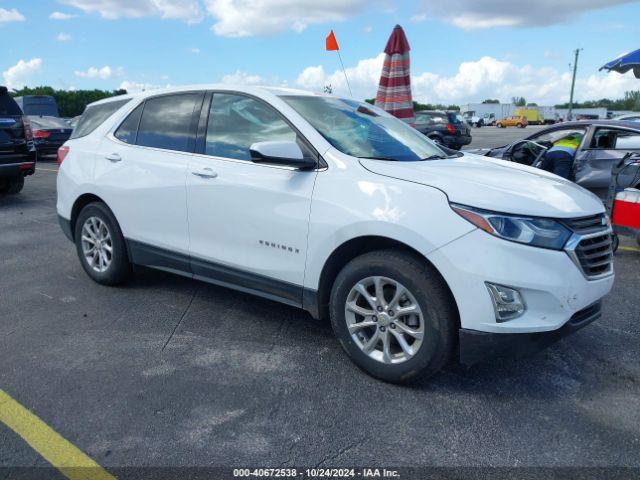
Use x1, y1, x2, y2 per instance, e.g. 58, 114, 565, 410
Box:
574, 126, 640, 198
94, 92, 204, 266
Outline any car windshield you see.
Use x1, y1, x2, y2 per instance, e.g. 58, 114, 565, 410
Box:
282, 96, 447, 161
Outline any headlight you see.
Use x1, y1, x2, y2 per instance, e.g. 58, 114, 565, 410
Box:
451, 203, 572, 250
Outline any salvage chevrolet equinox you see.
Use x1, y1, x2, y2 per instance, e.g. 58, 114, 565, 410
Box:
57, 86, 614, 382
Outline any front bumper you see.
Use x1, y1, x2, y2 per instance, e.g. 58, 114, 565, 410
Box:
459, 301, 601, 366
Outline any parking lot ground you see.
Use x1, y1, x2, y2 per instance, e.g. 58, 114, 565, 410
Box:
1, 151, 639, 477
464, 124, 547, 150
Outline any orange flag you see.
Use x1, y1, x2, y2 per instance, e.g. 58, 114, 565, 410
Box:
326, 30, 339, 51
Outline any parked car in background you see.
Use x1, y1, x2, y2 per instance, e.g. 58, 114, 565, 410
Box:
0, 86, 36, 195
29, 116, 73, 156
469, 120, 640, 200
614, 113, 640, 122
414, 110, 472, 149
496, 115, 528, 128
57, 86, 612, 382
14, 95, 60, 117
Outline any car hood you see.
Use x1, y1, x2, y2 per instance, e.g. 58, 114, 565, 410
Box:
359, 153, 604, 218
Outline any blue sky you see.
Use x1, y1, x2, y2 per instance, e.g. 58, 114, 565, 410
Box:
2, 0, 640, 105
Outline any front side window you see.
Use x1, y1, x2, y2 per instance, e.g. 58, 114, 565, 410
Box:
136, 93, 200, 152
533, 128, 586, 144
71, 99, 130, 139
282, 96, 446, 161
205, 93, 297, 161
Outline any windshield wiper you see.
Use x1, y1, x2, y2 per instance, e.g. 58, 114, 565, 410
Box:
421, 155, 447, 160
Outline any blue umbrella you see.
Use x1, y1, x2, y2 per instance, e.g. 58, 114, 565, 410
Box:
600, 48, 640, 78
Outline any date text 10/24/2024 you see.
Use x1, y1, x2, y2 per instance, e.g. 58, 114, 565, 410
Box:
233, 468, 401, 478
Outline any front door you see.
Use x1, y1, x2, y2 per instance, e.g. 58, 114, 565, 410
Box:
186, 92, 318, 306
574, 126, 640, 199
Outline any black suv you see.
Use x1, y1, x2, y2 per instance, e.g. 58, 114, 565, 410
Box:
0, 86, 36, 195
414, 110, 471, 150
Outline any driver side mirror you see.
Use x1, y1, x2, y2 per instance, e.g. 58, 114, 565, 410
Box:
250, 141, 316, 170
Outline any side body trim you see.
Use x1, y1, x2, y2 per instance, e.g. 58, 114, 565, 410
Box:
126, 239, 319, 315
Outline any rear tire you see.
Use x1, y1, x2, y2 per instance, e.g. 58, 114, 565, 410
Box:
74, 202, 131, 286
329, 250, 457, 383
517, 123, 524, 128
0, 176, 24, 194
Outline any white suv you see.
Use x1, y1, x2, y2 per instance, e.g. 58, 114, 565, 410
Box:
57, 86, 614, 382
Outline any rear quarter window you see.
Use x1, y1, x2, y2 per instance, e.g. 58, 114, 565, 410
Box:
71, 99, 130, 139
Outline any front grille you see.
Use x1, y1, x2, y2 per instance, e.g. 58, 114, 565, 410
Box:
563, 214, 606, 234
564, 214, 613, 280
575, 233, 613, 277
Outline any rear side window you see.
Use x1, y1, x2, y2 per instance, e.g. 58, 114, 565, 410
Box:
136, 93, 200, 152
0, 93, 22, 116
71, 99, 130, 139
114, 104, 143, 144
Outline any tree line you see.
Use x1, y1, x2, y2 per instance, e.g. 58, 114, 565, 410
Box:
9, 86, 127, 117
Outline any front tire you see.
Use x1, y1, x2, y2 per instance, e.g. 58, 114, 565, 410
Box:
74, 202, 131, 286
330, 250, 457, 383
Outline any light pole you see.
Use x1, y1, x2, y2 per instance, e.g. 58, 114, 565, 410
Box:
567, 48, 582, 121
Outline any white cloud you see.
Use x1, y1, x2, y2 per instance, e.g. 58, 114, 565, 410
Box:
189, 47, 201, 54
74, 66, 124, 79
119, 80, 168, 92
221, 70, 265, 85
2, 58, 42, 89
362, 25, 373, 33
0, 7, 25, 23
220, 70, 289, 87
60, 0, 202, 22
295, 54, 640, 105
56, 33, 72, 42
415, 0, 639, 29
296, 53, 385, 98
204, 0, 369, 37
49, 11, 78, 20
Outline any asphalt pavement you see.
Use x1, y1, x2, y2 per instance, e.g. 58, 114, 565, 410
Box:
1, 131, 639, 478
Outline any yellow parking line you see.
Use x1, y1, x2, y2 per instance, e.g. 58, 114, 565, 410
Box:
619, 246, 640, 252
37, 168, 59, 172
0, 389, 115, 480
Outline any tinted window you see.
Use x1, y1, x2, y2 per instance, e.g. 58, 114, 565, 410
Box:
71, 99, 130, 139
114, 104, 143, 144
590, 128, 640, 150
615, 131, 640, 149
136, 93, 200, 152
206, 93, 297, 160
0, 93, 22, 116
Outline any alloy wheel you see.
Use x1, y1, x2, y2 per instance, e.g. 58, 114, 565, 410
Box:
344, 276, 424, 364
81, 216, 113, 273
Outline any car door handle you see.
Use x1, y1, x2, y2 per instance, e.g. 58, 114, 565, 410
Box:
192, 168, 218, 179
105, 153, 122, 162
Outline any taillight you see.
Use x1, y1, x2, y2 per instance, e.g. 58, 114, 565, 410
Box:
22, 116, 33, 141
33, 129, 51, 139
446, 123, 456, 134
57, 146, 70, 165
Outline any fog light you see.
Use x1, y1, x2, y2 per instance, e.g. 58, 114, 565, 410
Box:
485, 283, 526, 322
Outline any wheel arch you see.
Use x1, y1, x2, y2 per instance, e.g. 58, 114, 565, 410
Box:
312, 235, 460, 327
69, 193, 109, 241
